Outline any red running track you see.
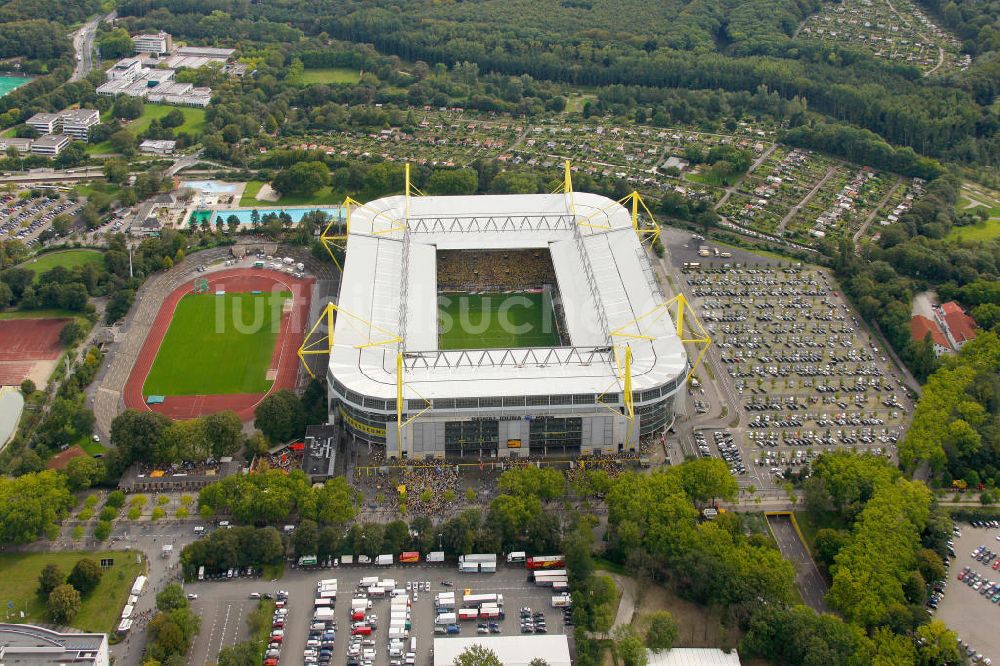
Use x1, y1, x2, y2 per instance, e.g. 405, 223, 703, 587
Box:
123, 269, 315, 421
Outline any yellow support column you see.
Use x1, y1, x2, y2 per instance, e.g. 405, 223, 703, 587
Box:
623, 345, 633, 420
675, 293, 686, 338
564, 160, 573, 194
631, 192, 638, 230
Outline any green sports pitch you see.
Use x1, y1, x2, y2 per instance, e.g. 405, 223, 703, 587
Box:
143, 292, 290, 396
437, 291, 561, 350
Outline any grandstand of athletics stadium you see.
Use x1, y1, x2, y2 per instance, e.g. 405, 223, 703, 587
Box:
314, 179, 701, 460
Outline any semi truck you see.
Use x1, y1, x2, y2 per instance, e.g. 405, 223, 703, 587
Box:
526, 555, 565, 570
435, 612, 457, 625
459, 554, 497, 564
551, 594, 572, 608
376, 554, 394, 566
459, 562, 479, 573
463, 593, 504, 606
400, 551, 419, 564
506, 551, 526, 563
426, 551, 445, 563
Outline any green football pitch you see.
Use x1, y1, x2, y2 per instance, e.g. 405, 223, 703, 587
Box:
143, 292, 290, 396
437, 291, 561, 349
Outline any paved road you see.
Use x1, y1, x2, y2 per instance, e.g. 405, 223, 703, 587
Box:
70, 12, 114, 82
766, 514, 829, 613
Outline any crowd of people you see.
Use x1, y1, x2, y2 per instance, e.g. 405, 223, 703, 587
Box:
436, 249, 557, 290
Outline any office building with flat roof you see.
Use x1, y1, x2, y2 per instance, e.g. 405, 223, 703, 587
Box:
0, 623, 109, 666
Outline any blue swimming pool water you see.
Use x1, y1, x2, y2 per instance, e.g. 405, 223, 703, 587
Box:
219, 207, 345, 225
0, 75, 30, 98
180, 180, 240, 194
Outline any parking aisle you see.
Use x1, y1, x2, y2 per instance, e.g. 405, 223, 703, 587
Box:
936, 522, 1000, 665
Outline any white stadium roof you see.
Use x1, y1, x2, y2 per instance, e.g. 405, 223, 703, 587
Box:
433, 635, 572, 666
330, 191, 687, 401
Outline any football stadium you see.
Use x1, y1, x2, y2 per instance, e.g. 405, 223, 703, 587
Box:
311, 182, 699, 459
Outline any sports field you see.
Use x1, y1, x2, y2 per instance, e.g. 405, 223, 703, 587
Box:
437, 291, 560, 349
143, 292, 290, 396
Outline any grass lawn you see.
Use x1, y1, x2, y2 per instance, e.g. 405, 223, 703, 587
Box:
299, 68, 361, 85
948, 216, 1000, 242
78, 436, 107, 457
437, 292, 560, 350
0, 550, 145, 633
239, 181, 344, 207
0, 308, 81, 321
87, 104, 207, 154
20, 250, 103, 282
143, 292, 290, 396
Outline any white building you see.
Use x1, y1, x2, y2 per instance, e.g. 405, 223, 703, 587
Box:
329, 191, 687, 459
0, 623, 109, 665
98, 58, 213, 107
30, 133, 71, 156
0, 137, 33, 153
140, 139, 176, 155
647, 648, 742, 666
26, 112, 60, 135
107, 57, 145, 81
433, 635, 570, 666
59, 109, 101, 140
132, 32, 173, 56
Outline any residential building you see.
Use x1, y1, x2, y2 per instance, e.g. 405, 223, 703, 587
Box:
0, 623, 109, 665
30, 133, 71, 156
910, 315, 951, 356
0, 137, 34, 153
26, 112, 60, 135
936, 301, 977, 350
132, 31, 173, 56
59, 108, 101, 140
139, 139, 176, 155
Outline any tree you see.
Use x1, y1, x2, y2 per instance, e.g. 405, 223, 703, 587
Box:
310, 477, 356, 527
102, 158, 129, 184
59, 320, 84, 347
112, 96, 144, 121
675, 457, 738, 505
38, 563, 65, 596
428, 168, 478, 195
271, 161, 329, 197
156, 583, 188, 612
20, 378, 35, 395
94, 520, 112, 540
64, 455, 104, 491
0, 470, 75, 544
67, 558, 102, 595
203, 411, 244, 458
613, 625, 648, 666
293, 519, 319, 557
915, 620, 961, 666
644, 611, 678, 650
254, 390, 307, 443
110, 129, 137, 156
452, 645, 502, 666
47, 584, 81, 623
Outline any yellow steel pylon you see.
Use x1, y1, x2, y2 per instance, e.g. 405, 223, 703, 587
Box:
297, 302, 403, 379
622, 191, 661, 249
609, 293, 712, 382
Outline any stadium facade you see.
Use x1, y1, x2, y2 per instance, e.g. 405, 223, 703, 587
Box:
325, 190, 689, 459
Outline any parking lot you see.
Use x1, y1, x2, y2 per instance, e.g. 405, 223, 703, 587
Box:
666, 231, 912, 490
182, 563, 569, 666
0, 190, 78, 246
937, 522, 1000, 665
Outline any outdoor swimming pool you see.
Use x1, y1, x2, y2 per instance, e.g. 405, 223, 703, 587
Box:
179, 180, 241, 194
219, 207, 345, 225
0, 75, 30, 98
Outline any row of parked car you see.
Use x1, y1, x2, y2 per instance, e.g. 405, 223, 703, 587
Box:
0, 193, 75, 246
264, 590, 291, 666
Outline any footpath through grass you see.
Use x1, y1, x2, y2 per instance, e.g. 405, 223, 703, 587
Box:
143, 292, 290, 396
20, 249, 103, 282
0, 550, 145, 633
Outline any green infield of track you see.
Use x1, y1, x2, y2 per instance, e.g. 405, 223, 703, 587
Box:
437, 291, 560, 350
143, 292, 290, 396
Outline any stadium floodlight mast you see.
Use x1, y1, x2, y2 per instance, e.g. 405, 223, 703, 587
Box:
302, 160, 709, 451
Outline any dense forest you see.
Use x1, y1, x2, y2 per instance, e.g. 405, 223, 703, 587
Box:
113, 0, 998, 167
